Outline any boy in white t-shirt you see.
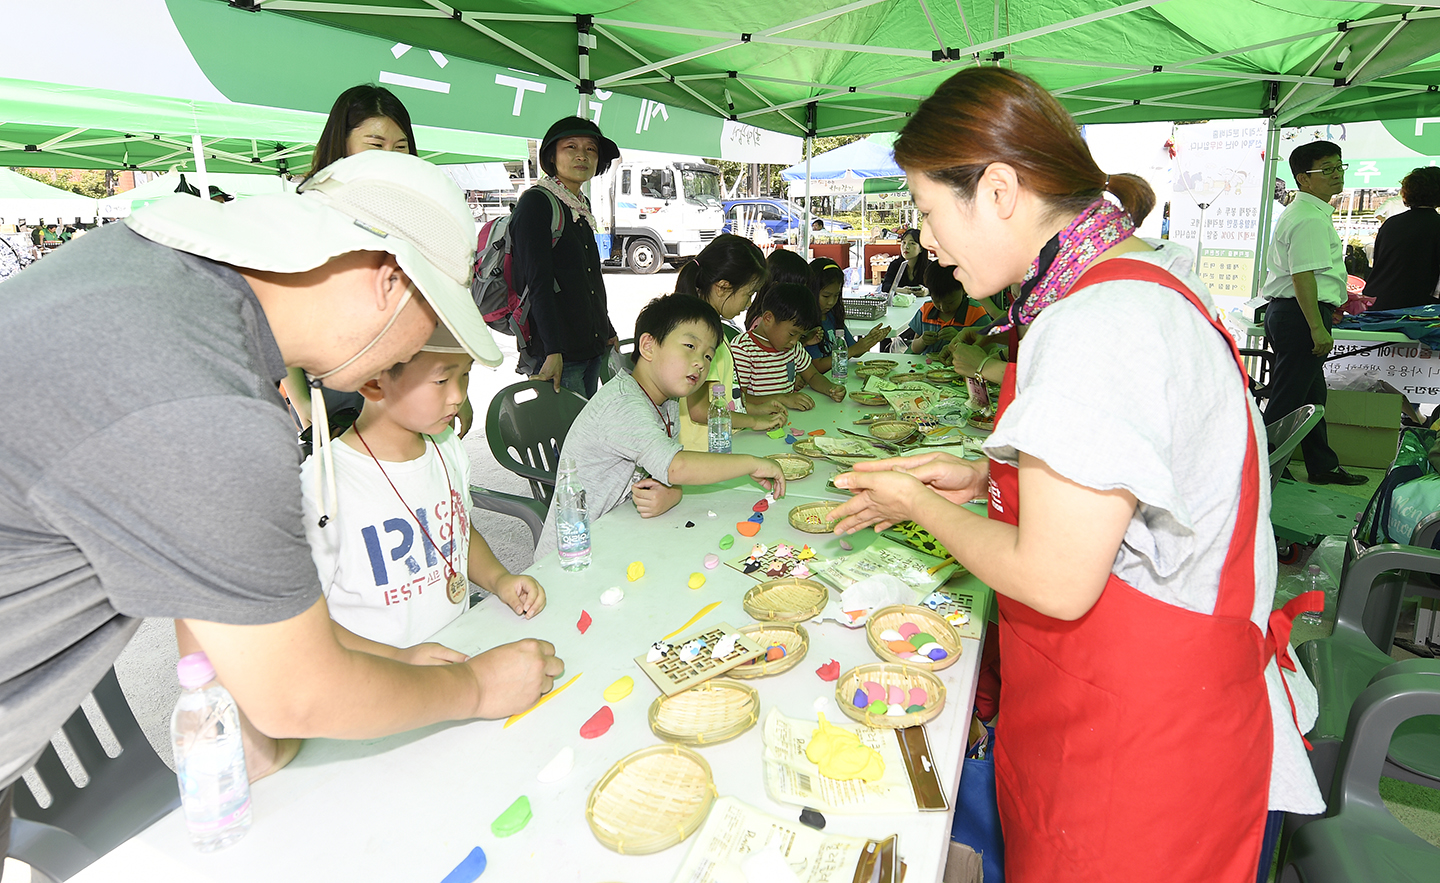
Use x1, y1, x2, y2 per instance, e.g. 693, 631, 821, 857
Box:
302, 326, 546, 653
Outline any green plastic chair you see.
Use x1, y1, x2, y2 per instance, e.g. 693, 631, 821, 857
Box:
470, 380, 589, 547
1279, 665, 1440, 882
597, 338, 634, 386
9, 668, 180, 880
1266, 403, 1323, 493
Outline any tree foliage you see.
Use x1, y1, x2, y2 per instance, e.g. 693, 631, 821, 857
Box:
11, 168, 112, 198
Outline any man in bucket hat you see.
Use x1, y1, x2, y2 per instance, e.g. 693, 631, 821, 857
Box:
0, 151, 563, 817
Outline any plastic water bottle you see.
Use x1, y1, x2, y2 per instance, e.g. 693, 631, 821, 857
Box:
1300, 565, 1327, 626
707, 383, 732, 453
831, 330, 849, 381
170, 652, 251, 852
555, 458, 591, 571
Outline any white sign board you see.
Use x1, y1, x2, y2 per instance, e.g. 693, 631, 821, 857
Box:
1169, 121, 1268, 298
1326, 339, 1440, 406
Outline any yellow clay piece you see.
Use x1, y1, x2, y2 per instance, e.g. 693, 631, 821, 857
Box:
687, 572, 706, 589
626, 561, 645, 581
805, 713, 885, 782
603, 676, 634, 703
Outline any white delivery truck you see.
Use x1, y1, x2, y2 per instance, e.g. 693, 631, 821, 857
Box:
588, 152, 726, 275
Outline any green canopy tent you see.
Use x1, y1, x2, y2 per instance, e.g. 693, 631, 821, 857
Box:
0, 168, 98, 225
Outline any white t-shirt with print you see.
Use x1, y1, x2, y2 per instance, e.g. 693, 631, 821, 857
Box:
301, 429, 471, 648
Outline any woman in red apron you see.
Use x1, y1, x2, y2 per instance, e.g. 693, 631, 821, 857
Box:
831, 68, 1322, 882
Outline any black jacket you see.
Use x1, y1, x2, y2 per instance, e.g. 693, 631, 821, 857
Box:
1366, 208, 1440, 312
510, 186, 615, 363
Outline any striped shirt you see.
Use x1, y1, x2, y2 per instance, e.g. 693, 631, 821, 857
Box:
732, 330, 811, 396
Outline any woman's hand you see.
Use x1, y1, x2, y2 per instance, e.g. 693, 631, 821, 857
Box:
846, 451, 988, 504
632, 478, 683, 518
949, 342, 989, 377
830, 453, 988, 533
534, 353, 564, 392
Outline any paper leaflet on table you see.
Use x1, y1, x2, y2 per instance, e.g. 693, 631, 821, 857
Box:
670, 795, 901, 883
761, 709, 948, 814
811, 538, 960, 627
813, 573, 910, 629
811, 435, 886, 460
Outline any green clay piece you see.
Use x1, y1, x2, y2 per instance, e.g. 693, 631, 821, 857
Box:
767, 428, 787, 439
911, 632, 937, 648
868, 701, 889, 715
719, 534, 735, 550
491, 795, 532, 838
906, 704, 925, 714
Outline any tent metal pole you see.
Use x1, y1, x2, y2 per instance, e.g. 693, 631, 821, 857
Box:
191, 134, 211, 204
734, 79, 807, 133
1253, 117, 1281, 300
955, 0, 976, 44
802, 104, 815, 256
458, 18, 579, 83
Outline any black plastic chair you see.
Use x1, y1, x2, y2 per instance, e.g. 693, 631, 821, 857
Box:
470, 380, 589, 547
1240, 346, 1274, 403
9, 668, 180, 880
1279, 664, 1440, 882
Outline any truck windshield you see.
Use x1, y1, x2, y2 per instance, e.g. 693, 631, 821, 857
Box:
681, 169, 723, 207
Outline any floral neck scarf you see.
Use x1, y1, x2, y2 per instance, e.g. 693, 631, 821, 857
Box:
535, 174, 598, 232
992, 198, 1135, 332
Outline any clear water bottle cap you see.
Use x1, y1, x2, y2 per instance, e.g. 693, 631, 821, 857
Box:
711, 383, 724, 397
1306, 565, 1322, 575
177, 652, 217, 690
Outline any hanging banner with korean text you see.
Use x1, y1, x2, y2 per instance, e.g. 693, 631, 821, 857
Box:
1169, 121, 1268, 298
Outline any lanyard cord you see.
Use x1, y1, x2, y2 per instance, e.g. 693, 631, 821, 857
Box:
353, 429, 461, 582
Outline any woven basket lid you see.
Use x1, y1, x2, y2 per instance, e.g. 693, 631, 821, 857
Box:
586, 744, 715, 854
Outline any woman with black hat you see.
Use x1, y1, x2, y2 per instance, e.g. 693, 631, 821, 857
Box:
513, 116, 621, 396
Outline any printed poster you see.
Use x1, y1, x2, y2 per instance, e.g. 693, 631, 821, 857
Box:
1170, 121, 1268, 297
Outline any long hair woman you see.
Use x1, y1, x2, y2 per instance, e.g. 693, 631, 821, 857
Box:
829, 67, 1322, 882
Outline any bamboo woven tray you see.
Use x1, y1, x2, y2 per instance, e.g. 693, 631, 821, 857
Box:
889, 372, 932, 384
791, 438, 823, 458
730, 623, 808, 678
789, 501, 841, 533
765, 452, 814, 480
743, 577, 829, 622
854, 361, 893, 377
855, 359, 897, 372
835, 663, 947, 729
648, 679, 759, 745
926, 368, 961, 383
865, 604, 962, 671
966, 414, 995, 431
850, 390, 888, 407
586, 744, 716, 854
869, 420, 919, 444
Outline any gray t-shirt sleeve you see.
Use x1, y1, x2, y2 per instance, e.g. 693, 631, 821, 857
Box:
29, 397, 321, 623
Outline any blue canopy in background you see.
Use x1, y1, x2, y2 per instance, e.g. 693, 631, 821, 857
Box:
780, 133, 901, 182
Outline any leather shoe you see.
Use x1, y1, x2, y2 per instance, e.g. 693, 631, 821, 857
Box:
1309, 468, 1368, 486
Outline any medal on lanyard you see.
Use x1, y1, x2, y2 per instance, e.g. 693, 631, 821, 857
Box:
355, 430, 468, 605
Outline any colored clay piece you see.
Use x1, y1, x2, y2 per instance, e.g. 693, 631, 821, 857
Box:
879, 629, 903, 643
743, 561, 762, 574
897, 622, 920, 639
792, 564, 811, 579
816, 659, 840, 681
688, 572, 706, 589
928, 648, 949, 661
603, 676, 634, 703
864, 683, 886, 704
719, 534, 735, 549
750, 543, 768, 557
711, 633, 739, 658
808, 429, 826, 436
906, 704, 925, 714
839, 539, 854, 551
796, 545, 816, 560
765, 562, 788, 578
537, 746, 575, 783
766, 645, 787, 661
708, 510, 717, 518
679, 638, 707, 662
600, 586, 624, 606
887, 685, 905, 706
868, 701, 888, 715
885, 640, 912, 654
441, 846, 487, 883
765, 493, 776, 504
737, 521, 760, 537
908, 687, 929, 707
748, 512, 764, 524
805, 714, 885, 782
580, 705, 614, 739
686, 520, 695, 528
784, 435, 796, 445
753, 499, 769, 513
490, 795, 532, 838
852, 688, 870, 709
813, 695, 830, 712
577, 610, 592, 634
885, 704, 907, 717
704, 553, 720, 569
647, 641, 672, 663
897, 652, 917, 661
767, 428, 787, 439
915, 642, 943, 657
626, 561, 645, 581
800, 808, 827, 830
912, 632, 937, 647
773, 543, 793, 558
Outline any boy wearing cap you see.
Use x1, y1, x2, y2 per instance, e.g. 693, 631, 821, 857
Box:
0, 150, 562, 811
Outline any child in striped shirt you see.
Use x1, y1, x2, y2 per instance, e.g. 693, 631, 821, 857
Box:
732, 282, 846, 412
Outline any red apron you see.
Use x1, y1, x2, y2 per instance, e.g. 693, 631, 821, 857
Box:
984, 259, 1314, 882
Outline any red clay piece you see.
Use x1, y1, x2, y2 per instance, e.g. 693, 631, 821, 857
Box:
753, 500, 769, 512
816, 659, 840, 682
580, 705, 614, 739
577, 610, 592, 634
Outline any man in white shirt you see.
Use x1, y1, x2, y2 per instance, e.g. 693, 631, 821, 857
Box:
1260, 141, 1367, 486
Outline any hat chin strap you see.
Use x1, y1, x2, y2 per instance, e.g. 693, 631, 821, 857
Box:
307, 284, 415, 527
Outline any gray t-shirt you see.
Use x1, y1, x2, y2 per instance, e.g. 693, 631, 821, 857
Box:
984, 241, 1323, 815
0, 224, 321, 788
537, 369, 682, 555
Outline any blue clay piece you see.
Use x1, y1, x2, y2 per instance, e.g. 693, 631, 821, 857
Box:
748, 512, 764, 524
784, 436, 796, 444
441, 846, 487, 883
852, 688, 869, 709
927, 647, 948, 661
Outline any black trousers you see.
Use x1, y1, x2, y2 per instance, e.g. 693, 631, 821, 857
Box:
1263, 297, 1340, 475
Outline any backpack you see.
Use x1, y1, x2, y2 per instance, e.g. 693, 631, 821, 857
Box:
1357, 426, 1440, 547
471, 188, 564, 346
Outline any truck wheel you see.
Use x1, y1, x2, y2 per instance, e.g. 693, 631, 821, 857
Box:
627, 238, 662, 275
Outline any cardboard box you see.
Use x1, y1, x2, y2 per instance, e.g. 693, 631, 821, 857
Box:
1294, 388, 1402, 469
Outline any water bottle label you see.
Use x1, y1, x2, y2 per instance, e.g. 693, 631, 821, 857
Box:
557, 519, 590, 554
